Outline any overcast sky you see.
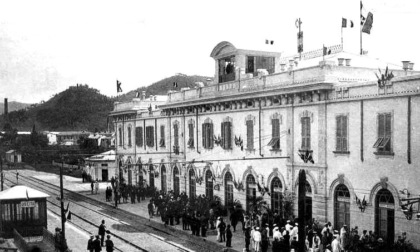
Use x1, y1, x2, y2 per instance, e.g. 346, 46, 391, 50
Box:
1, 0, 419, 103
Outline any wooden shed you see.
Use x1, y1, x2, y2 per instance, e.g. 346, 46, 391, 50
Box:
0, 186, 49, 238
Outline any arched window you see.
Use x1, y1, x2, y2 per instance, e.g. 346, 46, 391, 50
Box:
375, 189, 395, 244
161, 165, 167, 193
271, 177, 283, 215
205, 170, 213, 199
246, 174, 257, 212
173, 166, 180, 196
189, 169, 196, 199
149, 165, 154, 188
334, 184, 350, 229
224, 172, 234, 206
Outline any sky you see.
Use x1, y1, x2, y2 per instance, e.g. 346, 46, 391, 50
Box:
0, 0, 419, 104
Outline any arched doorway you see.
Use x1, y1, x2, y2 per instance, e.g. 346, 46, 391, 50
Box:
334, 184, 350, 229
271, 177, 283, 215
173, 166, 180, 196
224, 172, 234, 206
375, 189, 395, 244
205, 170, 213, 199
305, 181, 313, 223
189, 169, 196, 199
161, 165, 167, 193
246, 174, 257, 212
149, 164, 155, 188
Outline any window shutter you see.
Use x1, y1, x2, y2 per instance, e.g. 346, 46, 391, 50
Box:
301, 117, 305, 149
221, 122, 225, 149
150, 126, 154, 147
336, 117, 341, 151
342, 116, 347, 151
210, 123, 214, 148
227, 122, 232, 149
189, 124, 194, 141
385, 114, 391, 137
378, 114, 385, 137
202, 124, 206, 148
247, 120, 253, 149
306, 118, 311, 150
174, 124, 179, 147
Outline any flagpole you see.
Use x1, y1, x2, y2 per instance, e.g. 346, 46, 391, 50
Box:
360, 1, 363, 55
341, 26, 343, 47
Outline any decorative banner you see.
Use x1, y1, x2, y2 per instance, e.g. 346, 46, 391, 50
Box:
297, 32, 303, 53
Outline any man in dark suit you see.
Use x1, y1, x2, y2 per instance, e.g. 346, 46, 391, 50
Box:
98, 220, 106, 247
93, 235, 102, 252
87, 235, 95, 252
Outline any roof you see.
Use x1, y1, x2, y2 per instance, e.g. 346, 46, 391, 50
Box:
5, 150, 19, 154
0, 185, 50, 200
57, 131, 91, 136
85, 150, 116, 162
210, 41, 282, 58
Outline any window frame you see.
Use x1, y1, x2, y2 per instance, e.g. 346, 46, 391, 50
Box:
188, 122, 194, 148
246, 119, 254, 150
159, 125, 165, 147
221, 121, 232, 150
135, 126, 143, 147
268, 118, 280, 150
335, 115, 349, 153
202, 122, 214, 149
374, 113, 393, 155
301, 116, 311, 150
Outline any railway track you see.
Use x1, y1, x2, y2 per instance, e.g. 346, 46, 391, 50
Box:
5, 171, 225, 252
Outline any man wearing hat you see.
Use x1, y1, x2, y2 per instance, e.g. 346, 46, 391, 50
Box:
87, 235, 95, 252
105, 235, 114, 252
252, 227, 262, 252
331, 235, 342, 252
273, 226, 282, 240
285, 220, 292, 233
93, 235, 102, 252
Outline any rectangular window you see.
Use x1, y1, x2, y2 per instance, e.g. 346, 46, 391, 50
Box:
188, 123, 194, 148
373, 113, 392, 153
268, 119, 280, 150
135, 127, 143, 147
146, 126, 154, 147
221, 122, 232, 150
246, 56, 275, 76
246, 120, 254, 150
159, 125, 165, 147
202, 123, 214, 149
301, 117, 311, 150
336, 115, 348, 152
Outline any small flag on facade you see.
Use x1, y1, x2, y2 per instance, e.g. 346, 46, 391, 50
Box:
342, 18, 354, 28
362, 12, 373, 34
342, 18, 347, 28
173, 82, 178, 88
116, 80, 122, 93
26, 189, 29, 200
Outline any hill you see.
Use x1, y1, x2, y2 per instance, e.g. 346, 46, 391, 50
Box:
0, 75, 212, 132
117, 74, 212, 102
0, 101, 31, 115
1, 85, 114, 131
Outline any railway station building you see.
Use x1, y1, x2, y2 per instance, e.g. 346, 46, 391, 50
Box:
110, 41, 420, 246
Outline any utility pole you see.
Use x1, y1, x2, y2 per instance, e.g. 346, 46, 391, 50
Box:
298, 169, 306, 252
0, 157, 3, 191
60, 156, 68, 251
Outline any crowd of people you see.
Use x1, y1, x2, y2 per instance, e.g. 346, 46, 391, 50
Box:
96, 180, 413, 252
86, 220, 114, 252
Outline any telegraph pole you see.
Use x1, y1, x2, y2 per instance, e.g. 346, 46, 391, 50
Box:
60, 157, 68, 251
0, 157, 3, 191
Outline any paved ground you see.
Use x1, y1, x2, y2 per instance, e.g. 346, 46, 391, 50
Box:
11, 167, 249, 252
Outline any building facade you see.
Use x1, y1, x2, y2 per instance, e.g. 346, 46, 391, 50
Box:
110, 41, 420, 246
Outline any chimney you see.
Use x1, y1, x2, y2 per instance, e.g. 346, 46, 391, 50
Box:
4, 98, 8, 115
409, 62, 414, 70
141, 91, 146, 100
402, 61, 410, 71
338, 58, 344, 66
345, 58, 351, 66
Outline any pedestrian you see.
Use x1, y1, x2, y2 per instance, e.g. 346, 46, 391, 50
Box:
226, 224, 232, 247
219, 217, 226, 242
148, 200, 154, 219
261, 227, 269, 252
54, 228, 62, 252
340, 224, 350, 252
95, 179, 99, 194
252, 227, 261, 252
216, 217, 221, 241
87, 235, 95, 252
105, 235, 114, 252
331, 234, 342, 252
313, 231, 321, 252
98, 220, 106, 247
244, 226, 251, 252
271, 237, 281, 252
91, 181, 94, 194
93, 235, 102, 252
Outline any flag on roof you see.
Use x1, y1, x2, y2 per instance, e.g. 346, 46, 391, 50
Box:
342, 18, 354, 28
116, 80, 122, 93
362, 12, 373, 34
